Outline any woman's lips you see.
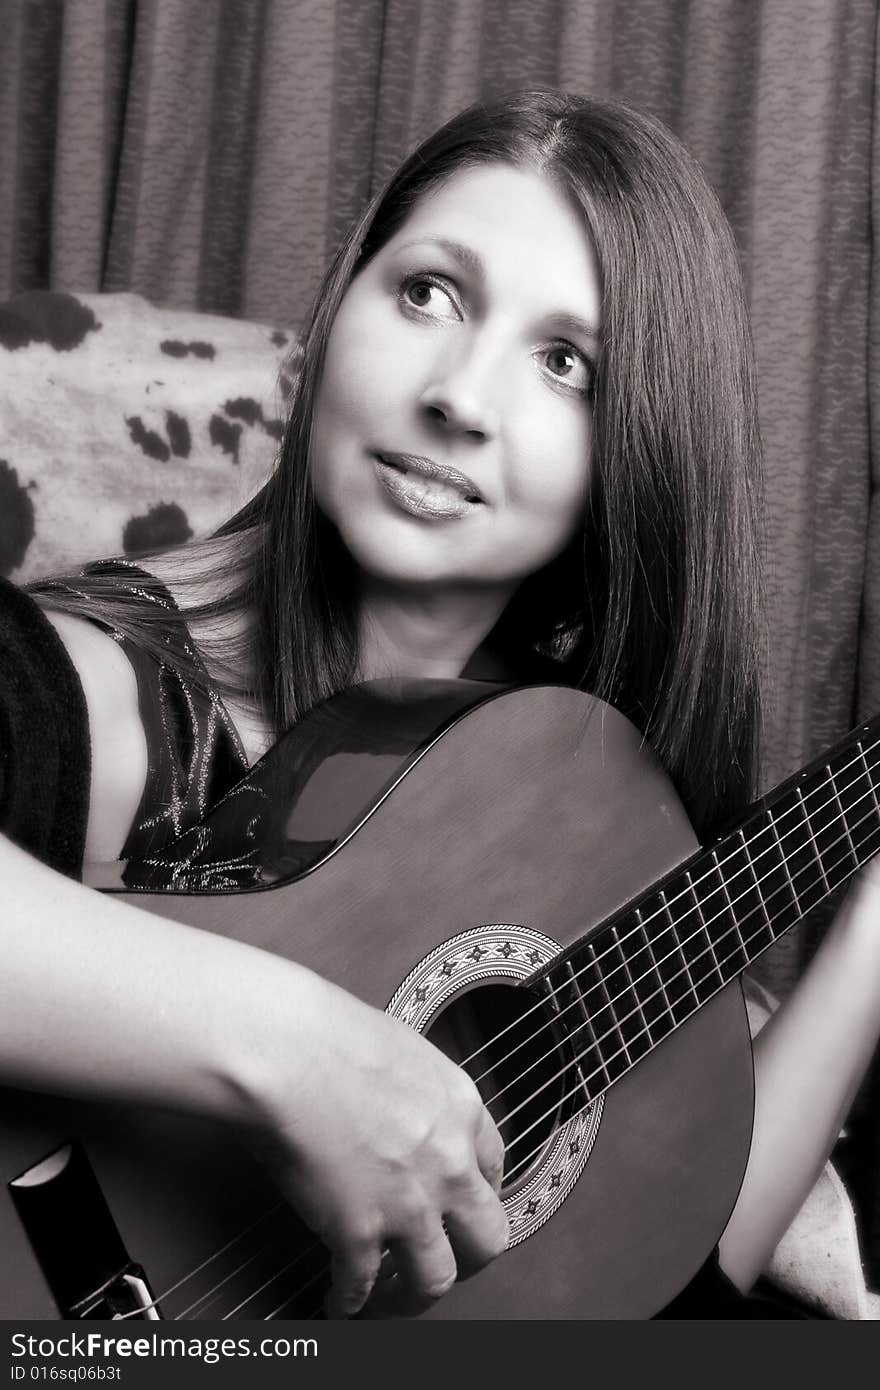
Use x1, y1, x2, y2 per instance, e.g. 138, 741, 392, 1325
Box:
373, 451, 485, 520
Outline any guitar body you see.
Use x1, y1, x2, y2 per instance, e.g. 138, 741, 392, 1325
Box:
1, 683, 755, 1319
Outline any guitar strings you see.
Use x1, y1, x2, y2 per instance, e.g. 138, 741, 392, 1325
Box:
220, 1246, 328, 1320
263, 1267, 328, 1320
482, 761, 880, 1125
174, 1221, 328, 1321
500, 815, 880, 1187
461, 733, 880, 1085
174, 1226, 295, 1320
494, 779, 880, 1133
477, 765, 879, 1115
495, 805, 880, 1180
111, 1203, 285, 1321
464, 732, 880, 1079
109, 732, 880, 1321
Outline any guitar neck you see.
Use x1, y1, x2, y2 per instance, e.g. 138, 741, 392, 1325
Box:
541, 714, 880, 1099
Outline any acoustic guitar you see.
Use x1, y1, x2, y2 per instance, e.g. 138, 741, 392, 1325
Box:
3, 679, 877, 1320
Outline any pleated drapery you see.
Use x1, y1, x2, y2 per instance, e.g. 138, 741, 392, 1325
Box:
2, 0, 879, 1272
2, 0, 875, 793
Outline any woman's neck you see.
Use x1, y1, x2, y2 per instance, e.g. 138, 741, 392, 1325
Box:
355, 581, 513, 682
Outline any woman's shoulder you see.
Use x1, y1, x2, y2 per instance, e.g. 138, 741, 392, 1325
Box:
40, 609, 148, 862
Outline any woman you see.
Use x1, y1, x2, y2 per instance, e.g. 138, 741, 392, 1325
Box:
2, 90, 879, 1320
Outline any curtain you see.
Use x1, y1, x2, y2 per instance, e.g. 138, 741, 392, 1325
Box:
2, 0, 879, 1270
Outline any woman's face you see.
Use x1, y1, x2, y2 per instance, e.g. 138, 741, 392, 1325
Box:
310, 162, 601, 604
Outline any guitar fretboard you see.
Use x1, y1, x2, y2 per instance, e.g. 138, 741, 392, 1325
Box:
540, 715, 880, 1102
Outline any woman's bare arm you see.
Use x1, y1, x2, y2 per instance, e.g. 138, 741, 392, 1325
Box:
718, 867, 880, 1291
0, 830, 507, 1314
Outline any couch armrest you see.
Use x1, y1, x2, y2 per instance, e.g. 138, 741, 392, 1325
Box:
0, 290, 295, 581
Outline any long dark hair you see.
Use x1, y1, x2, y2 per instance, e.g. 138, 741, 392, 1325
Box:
31, 90, 763, 838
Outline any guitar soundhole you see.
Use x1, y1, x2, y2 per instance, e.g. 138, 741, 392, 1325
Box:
425, 983, 581, 1192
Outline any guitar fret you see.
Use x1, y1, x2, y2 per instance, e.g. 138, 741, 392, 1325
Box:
731, 828, 777, 959
561, 960, 598, 1045
585, 942, 630, 1084
827, 765, 859, 874
678, 871, 723, 999
643, 893, 698, 1024
634, 909, 675, 1045
541, 962, 607, 1099
796, 784, 830, 892
831, 743, 880, 870
855, 742, 880, 866
766, 788, 827, 915
561, 960, 603, 1104
766, 806, 802, 921
800, 762, 859, 896
610, 924, 652, 1060
706, 853, 748, 978
685, 872, 724, 985
857, 741, 880, 821
737, 830, 772, 929
592, 941, 633, 1070
660, 890, 701, 1012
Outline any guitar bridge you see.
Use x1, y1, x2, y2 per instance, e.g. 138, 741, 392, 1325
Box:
9, 1141, 161, 1319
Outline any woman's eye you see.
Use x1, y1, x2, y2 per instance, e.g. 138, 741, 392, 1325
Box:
401, 276, 460, 319
540, 344, 592, 395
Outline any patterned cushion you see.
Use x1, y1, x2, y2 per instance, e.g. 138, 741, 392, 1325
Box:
0, 290, 296, 581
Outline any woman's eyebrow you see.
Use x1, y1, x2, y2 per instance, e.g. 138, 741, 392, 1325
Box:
395, 235, 600, 343
395, 235, 485, 277
549, 312, 601, 348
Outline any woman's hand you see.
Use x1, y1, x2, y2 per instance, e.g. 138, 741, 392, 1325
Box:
234, 969, 509, 1319
0, 833, 507, 1320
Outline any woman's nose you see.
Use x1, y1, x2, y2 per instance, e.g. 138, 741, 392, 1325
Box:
418, 340, 501, 442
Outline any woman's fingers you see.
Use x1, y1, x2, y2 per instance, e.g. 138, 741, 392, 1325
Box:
325, 1240, 384, 1319
327, 1164, 508, 1318
375, 1223, 459, 1317
361, 1180, 510, 1317
445, 1174, 510, 1280
327, 1222, 457, 1320
474, 1104, 506, 1192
